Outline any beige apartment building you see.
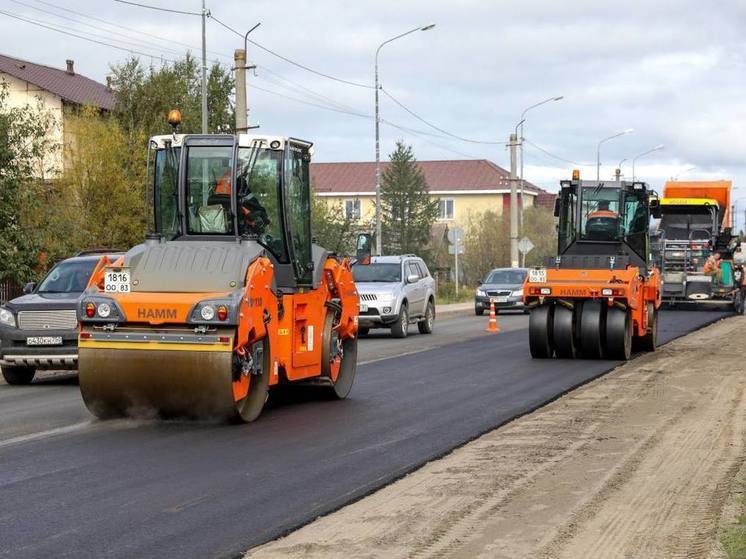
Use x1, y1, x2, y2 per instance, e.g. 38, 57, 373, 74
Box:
0, 53, 114, 177
311, 159, 554, 229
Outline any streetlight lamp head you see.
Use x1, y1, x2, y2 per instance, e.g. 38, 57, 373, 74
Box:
421, 24, 436, 31
654, 144, 665, 150
623, 128, 634, 134
553, 96, 564, 101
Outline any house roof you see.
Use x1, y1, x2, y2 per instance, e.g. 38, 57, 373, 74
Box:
311, 159, 543, 195
0, 54, 114, 110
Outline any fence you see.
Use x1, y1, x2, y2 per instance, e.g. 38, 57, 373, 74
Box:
0, 280, 23, 304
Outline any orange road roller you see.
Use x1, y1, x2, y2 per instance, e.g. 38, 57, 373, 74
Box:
523, 171, 661, 360
77, 118, 359, 422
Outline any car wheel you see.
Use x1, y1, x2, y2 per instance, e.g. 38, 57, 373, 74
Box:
418, 301, 435, 334
391, 304, 409, 338
1, 366, 36, 385
357, 326, 369, 336
475, 305, 484, 316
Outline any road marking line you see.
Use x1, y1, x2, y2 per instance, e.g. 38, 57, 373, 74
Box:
0, 421, 91, 449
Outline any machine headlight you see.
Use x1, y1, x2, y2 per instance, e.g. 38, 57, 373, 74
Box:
200, 305, 216, 321
512, 289, 523, 297
0, 307, 16, 328
477, 289, 486, 297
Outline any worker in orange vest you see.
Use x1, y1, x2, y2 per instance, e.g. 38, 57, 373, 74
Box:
704, 252, 722, 282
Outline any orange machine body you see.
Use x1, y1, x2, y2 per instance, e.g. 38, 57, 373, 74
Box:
84, 253, 359, 401
524, 266, 660, 338
663, 180, 732, 228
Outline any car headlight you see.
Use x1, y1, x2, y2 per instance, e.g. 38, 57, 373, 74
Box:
476, 289, 486, 297
512, 289, 523, 297
0, 307, 16, 328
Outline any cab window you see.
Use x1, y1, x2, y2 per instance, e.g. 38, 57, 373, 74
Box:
185, 146, 234, 235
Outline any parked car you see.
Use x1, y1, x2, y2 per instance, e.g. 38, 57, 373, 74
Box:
475, 267, 529, 315
0, 251, 120, 385
352, 255, 436, 338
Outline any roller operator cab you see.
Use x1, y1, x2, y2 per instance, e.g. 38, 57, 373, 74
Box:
77, 129, 359, 423
523, 172, 661, 360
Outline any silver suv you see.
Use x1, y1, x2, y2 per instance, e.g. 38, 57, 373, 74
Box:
352, 255, 436, 338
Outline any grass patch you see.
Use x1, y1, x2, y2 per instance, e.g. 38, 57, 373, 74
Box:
722, 479, 746, 558
436, 282, 474, 305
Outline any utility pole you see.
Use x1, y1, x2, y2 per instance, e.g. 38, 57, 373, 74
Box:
509, 132, 519, 268
200, 0, 208, 134
374, 60, 382, 256
234, 49, 247, 133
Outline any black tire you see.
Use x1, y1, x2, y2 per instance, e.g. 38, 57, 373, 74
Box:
326, 336, 358, 399
357, 326, 370, 336
529, 304, 554, 358
231, 338, 270, 423
580, 301, 605, 359
553, 305, 577, 358
391, 304, 409, 338
475, 305, 484, 316
418, 301, 435, 334
605, 307, 632, 360
638, 302, 658, 352
1, 366, 36, 385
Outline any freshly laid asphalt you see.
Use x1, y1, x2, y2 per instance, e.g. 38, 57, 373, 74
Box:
0, 309, 729, 559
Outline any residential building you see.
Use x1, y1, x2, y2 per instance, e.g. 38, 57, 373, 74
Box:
311, 159, 554, 229
0, 53, 114, 177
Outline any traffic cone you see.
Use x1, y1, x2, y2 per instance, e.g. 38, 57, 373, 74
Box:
486, 299, 500, 333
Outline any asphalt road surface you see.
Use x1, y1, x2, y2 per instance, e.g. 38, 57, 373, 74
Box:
0, 309, 729, 559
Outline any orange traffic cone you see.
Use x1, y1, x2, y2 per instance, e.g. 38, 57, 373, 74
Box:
486, 299, 500, 333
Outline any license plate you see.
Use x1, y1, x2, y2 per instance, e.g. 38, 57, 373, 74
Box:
104, 268, 131, 293
27, 336, 63, 346
528, 268, 547, 283
360, 303, 368, 312
492, 296, 508, 303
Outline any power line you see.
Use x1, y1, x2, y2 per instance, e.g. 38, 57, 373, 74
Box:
0, 8, 179, 60
113, 0, 201, 16
380, 87, 503, 145
31, 0, 232, 60
523, 138, 588, 166
382, 120, 482, 159
250, 83, 371, 119
208, 13, 374, 89
8, 0, 186, 59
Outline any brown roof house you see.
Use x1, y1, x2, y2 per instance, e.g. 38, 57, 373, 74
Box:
311, 159, 551, 228
0, 53, 114, 177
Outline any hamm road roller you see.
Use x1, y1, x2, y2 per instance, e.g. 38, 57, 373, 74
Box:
524, 171, 661, 360
77, 117, 359, 422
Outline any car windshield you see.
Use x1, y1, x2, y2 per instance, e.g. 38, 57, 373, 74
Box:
485, 270, 527, 284
352, 263, 401, 282
37, 259, 98, 294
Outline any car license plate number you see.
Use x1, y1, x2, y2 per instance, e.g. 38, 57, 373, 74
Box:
104, 268, 131, 293
360, 303, 368, 312
26, 336, 63, 346
528, 268, 547, 283
492, 296, 508, 303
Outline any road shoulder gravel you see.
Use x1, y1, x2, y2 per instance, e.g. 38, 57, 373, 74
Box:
248, 315, 746, 559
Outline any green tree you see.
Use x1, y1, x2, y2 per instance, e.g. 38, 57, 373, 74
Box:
0, 82, 56, 282
462, 210, 510, 284
311, 194, 356, 255
521, 206, 557, 266
380, 141, 438, 259
110, 54, 234, 137
44, 108, 145, 255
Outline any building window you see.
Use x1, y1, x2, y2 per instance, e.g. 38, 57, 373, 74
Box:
438, 198, 454, 220
344, 199, 361, 220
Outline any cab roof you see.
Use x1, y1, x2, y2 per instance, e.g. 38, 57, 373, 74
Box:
149, 134, 313, 151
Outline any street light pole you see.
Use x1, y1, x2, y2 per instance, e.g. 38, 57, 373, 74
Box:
597, 128, 634, 182
517, 95, 563, 233
374, 24, 435, 256
201, 0, 208, 134
631, 144, 664, 181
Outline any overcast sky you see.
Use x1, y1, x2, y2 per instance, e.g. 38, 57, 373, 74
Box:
2, 1, 745, 223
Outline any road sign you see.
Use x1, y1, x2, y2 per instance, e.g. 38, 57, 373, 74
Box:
518, 237, 534, 255
447, 227, 464, 244
448, 245, 465, 255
